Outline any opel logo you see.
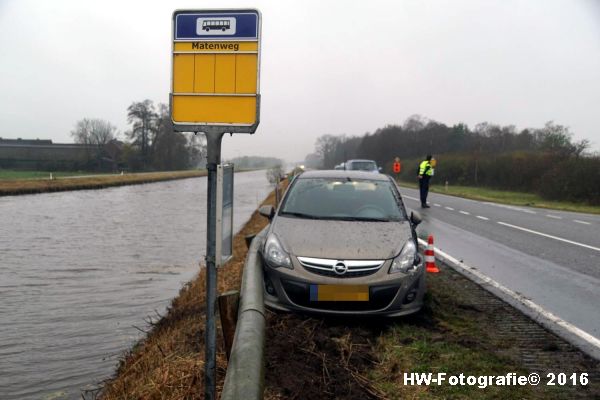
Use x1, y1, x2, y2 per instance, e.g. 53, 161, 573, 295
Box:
333, 261, 348, 275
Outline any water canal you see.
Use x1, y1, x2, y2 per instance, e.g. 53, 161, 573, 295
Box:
0, 170, 271, 399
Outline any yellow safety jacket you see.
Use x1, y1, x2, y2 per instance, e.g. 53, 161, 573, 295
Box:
419, 160, 433, 177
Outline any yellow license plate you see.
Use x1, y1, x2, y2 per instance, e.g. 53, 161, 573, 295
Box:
310, 284, 369, 301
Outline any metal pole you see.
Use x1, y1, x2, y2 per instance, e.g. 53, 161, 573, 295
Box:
204, 131, 224, 400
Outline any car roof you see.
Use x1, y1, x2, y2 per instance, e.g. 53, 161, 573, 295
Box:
346, 159, 377, 163
297, 170, 389, 181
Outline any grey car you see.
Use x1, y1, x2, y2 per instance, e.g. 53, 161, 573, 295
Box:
258, 170, 425, 316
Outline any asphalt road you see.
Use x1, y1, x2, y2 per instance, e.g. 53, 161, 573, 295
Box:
398, 186, 600, 339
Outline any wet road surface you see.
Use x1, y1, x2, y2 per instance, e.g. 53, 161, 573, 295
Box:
399, 186, 600, 339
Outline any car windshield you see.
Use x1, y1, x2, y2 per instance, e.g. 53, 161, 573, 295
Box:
279, 178, 406, 221
348, 161, 376, 171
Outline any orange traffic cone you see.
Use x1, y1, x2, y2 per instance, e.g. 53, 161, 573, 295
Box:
425, 235, 440, 273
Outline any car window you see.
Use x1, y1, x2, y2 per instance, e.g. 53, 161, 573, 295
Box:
279, 178, 406, 221
348, 161, 376, 171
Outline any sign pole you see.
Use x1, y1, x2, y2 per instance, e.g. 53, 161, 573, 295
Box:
170, 9, 261, 398
204, 131, 224, 400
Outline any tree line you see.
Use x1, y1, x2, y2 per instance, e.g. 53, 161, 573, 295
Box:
306, 115, 599, 204
226, 155, 283, 170
71, 100, 205, 172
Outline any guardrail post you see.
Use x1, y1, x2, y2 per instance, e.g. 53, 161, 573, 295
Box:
218, 290, 240, 360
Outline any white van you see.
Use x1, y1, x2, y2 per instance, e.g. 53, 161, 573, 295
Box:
344, 159, 381, 173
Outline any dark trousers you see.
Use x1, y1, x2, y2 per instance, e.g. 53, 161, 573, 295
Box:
419, 177, 430, 205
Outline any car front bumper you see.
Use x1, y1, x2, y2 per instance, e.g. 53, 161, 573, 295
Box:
263, 256, 426, 317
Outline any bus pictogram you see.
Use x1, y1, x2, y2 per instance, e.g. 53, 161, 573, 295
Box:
202, 20, 231, 32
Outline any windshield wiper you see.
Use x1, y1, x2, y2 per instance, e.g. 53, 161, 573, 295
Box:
279, 211, 326, 219
326, 216, 393, 222
280, 212, 398, 222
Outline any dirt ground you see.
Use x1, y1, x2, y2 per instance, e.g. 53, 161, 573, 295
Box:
263, 312, 387, 399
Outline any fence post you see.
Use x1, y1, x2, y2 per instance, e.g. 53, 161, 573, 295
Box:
218, 291, 240, 360
221, 229, 267, 400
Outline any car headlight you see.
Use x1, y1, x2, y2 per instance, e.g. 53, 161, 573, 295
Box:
264, 234, 293, 269
389, 241, 417, 274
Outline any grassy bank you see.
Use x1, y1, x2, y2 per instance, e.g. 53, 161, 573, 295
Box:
98, 184, 599, 399
0, 170, 207, 196
0, 169, 112, 180
398, 180, 600, 215
99, 188, 277, 399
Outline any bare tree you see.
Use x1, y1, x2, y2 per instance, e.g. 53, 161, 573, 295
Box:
403, 114, 429, 132
534, 121, 588, 157
315, 134, 340, 169
126, 99, 157, 167
572, 139, 591, 157
71, 118, 117, 167
71, 118, 117, 146
151, 103, 191, 170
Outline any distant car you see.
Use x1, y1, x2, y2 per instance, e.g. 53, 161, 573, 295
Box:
345, 159, 381, 173
258, 170, 425, 317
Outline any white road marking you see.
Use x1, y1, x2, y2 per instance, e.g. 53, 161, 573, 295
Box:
497, 221, 600, 253
418, 238, 600, 360
574, 220, 591, 225
403, 195, 419, 202
445, 207, 454, 211
434, 203, 441, 207
483, 202, 537, 214
546, 214, 562, 220
476, 215, 489, 221
459, 211, 470, 215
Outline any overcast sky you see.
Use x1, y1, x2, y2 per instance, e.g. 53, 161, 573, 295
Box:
1, 0, 599, 162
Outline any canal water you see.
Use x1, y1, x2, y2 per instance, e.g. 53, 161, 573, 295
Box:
0, 170, 272, 399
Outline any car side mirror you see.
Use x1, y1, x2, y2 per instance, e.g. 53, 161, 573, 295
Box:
259, 205, 275, 220
410, 211, 422, 226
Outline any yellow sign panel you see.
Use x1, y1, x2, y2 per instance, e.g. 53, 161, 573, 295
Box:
171, 10, 261, 131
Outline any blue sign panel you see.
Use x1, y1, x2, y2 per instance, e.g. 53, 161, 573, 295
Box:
174, 10, 259, 40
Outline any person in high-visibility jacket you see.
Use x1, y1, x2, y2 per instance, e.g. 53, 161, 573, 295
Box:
418, 154, 434, 208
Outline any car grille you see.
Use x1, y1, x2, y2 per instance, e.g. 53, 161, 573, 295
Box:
297, 256, 384, 278
281, 280, 399, 311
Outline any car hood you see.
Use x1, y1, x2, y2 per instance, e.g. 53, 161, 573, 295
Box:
271, 216, 413, 260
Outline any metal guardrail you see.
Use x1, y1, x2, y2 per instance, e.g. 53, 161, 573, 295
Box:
221, 229, 267, 400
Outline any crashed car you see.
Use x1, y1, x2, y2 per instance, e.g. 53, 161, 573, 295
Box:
258, 170, 425, 316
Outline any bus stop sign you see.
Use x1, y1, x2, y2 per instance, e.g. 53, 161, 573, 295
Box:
171, 9, 261, 133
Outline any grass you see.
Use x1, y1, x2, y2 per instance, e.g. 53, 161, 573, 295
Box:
0, 170, 207, 196
0, 169, 111, 180
366, 272, 571, 399
398, 180, 600, 215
